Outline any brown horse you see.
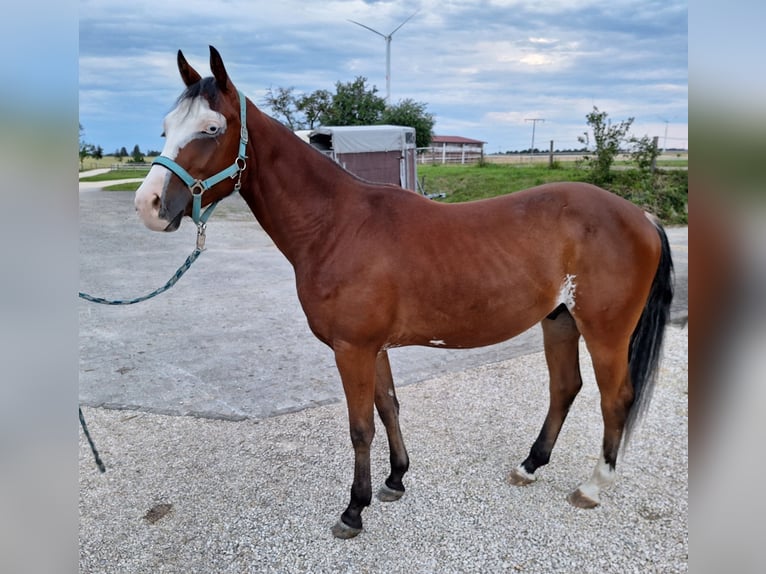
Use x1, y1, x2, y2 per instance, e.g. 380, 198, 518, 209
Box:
135, 47, 673, 539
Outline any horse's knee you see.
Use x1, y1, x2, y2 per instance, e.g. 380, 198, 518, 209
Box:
349, 424, 374, 448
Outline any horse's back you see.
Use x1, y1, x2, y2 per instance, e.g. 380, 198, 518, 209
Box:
367, 181, 658, 267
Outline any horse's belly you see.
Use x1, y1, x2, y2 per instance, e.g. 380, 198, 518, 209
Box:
395, 299, 545, 350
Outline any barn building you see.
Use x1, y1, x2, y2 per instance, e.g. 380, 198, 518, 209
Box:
307, 125, 418, 192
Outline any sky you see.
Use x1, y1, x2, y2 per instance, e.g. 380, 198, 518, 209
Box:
79, 0, 687, 155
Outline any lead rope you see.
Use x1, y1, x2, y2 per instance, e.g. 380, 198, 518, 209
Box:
78, 226, 207, 305
79, 226, 207, 472
79, 92, 247, 469
79, 407, 106, 473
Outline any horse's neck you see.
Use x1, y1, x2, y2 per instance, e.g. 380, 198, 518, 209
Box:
239, 107, 354, 268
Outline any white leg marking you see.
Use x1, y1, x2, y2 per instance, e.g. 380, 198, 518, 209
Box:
577, 452, 616, 503
557, 274, 577, 310
514, 464, 535, 482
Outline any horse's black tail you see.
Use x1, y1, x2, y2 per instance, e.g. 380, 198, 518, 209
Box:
623, 221, 675, 448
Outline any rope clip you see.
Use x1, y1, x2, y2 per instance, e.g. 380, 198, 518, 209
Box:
196, 223, 207, 251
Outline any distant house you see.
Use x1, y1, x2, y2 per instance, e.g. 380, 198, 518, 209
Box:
421, 135, 486, 164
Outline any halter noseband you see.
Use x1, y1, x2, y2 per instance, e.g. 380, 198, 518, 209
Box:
152, 89, 249, 237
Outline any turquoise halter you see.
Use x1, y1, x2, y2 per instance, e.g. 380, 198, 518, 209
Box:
151, 89, 249, 245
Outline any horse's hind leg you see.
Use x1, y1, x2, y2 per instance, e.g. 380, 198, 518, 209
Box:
374, 350, 410, 502
567, 341, 633, 508
510, 307, 583, 486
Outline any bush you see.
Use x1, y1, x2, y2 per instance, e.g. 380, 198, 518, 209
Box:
604, 169, 688, 224
578, 107, 634, 185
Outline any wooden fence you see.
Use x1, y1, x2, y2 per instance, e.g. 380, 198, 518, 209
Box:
110, 163, 152, 170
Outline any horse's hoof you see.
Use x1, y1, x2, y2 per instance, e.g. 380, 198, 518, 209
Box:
331, 519, 363, 539
567, 488, 600, 509
377, 484, 405, 502
508, 466, 535, 486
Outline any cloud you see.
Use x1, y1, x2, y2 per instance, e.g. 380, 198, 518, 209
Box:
78, 0, 687, 153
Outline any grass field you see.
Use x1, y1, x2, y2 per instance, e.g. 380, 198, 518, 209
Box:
483, 151, 687, 167
79, 156, 157, 171
419, 163, 588, 202
79, 169, 150, 181
81, 155, 687, 224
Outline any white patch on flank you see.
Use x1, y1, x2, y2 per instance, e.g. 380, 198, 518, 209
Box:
644, 211, 660, 225
556, 274, 577, 310
429, 339, 446, 346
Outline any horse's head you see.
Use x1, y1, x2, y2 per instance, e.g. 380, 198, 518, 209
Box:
135, 46, 247, 232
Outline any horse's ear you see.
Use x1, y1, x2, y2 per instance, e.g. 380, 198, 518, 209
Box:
209, 45, 231, 92
177, 50, 202, 87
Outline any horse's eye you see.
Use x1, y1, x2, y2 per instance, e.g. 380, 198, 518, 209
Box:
205, 125, 219, 135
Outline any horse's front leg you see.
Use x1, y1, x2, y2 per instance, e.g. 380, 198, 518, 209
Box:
331, 343, 377, 539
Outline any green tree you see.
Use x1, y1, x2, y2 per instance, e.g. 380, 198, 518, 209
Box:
130, 144, 144, 163
578, 106, 634, 184
263, 79, 434, 141
629, 134, 660, 174
319, 77, 386, 126
382, 99, 435, 148
297, 89, 332, 130
263, 86, 302, 130
264, 87, 332, 130
79, 145, 93, 169
79, 123, 94, 169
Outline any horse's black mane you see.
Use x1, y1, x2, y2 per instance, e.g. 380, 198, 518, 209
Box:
177, 76, 220, 106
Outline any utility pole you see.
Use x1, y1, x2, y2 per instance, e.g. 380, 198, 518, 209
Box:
525, 118, 545, 156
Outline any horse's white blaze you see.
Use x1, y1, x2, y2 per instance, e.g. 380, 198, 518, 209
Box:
134, 97, 227, 230
162, 97, 227, 158
557, 273, 577, 310
577, 452, 616, 503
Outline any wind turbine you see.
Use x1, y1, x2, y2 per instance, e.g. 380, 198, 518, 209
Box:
348, 11, 419, 102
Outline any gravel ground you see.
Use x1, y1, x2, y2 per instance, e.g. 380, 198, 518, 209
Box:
79, 325, 687, 573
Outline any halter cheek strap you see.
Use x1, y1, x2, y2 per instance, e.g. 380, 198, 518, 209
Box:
151, 89, 249, 235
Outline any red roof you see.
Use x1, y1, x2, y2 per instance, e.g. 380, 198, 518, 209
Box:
431, 135, 486, 145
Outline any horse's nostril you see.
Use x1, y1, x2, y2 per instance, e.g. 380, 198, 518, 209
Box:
152, 195, 161, 210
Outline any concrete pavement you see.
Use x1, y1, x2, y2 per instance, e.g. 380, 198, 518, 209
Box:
79, 183, 687, 572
